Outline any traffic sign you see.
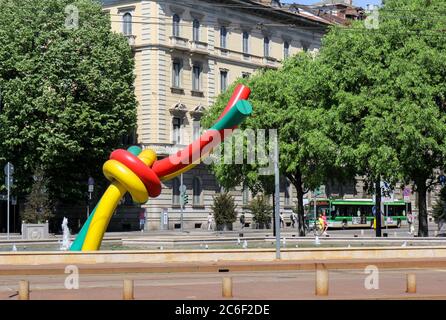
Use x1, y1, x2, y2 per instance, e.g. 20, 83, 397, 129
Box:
179, 185, 186, 193
403, 187, 411, 202
4, 162, 14, 175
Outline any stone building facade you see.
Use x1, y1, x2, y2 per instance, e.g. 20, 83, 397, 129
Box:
101, 0, 334, 230
101, 0, 435, 231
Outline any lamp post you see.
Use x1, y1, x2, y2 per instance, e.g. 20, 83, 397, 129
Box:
4, 163, 14, 240
87, 177, 94, 218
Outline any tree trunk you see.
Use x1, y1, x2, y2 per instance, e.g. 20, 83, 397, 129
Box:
375, 180, 382, 237
294, 172, 305, 237
416, 180, 429, 237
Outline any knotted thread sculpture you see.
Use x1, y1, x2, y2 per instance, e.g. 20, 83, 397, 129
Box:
71, 85, 252, 251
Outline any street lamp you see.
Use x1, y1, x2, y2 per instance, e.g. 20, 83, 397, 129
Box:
87, 177, 94, 218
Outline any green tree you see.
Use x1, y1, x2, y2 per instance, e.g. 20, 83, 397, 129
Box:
319, 0, 446, 236
247, 195, 272, 229
211, 192, 238, 229
0, 0, 137, 206
22, 169, 54, 224
203, 54, 342, 236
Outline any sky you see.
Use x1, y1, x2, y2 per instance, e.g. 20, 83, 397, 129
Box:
281, 0, 382, 8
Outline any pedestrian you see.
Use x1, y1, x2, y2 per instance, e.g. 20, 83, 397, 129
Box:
290, 212, 296, 228
407, 210, 414, 235
279, 212, 285, 228
207, 213, 213, 231
139, 209, 146, 232
239, 213, 246, 230
321, 210, 328, 236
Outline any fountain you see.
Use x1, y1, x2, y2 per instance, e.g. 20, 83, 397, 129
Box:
60, 217, 72, 251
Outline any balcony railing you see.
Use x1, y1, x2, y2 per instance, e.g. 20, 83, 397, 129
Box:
190, 40, 209, 55
125, 35, 136, 46
170, 36, 189, 50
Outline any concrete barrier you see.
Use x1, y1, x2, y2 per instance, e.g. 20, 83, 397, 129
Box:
2, 246, 446, 266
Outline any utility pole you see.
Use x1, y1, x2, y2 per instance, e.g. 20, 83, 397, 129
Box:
274, 134, 281, 259
179, 174, 188, 232
4, 162, 14, 240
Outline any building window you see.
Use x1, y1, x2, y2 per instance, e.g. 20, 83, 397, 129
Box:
172, 60, 181, 88
192, 65, 201, 91
173, 14, 180, 37
220, 26, 227, 48
123, 12, 133, 36
172, 117, 182, 144
242, 185, 249, 206
172, 178, 180, 205
193, 19, 200, 42
285, 180, 291, 206
284, 41, 290, 59
193, 120, 201, 140
193, 177, 202, 205
242, 31, 249, 54
220, 70, 228, 93
264, 37, 270, 57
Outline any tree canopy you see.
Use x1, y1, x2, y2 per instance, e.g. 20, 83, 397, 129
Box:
319, 0, 446, 236
203, 54, 342, 235
0, 0, 137, 204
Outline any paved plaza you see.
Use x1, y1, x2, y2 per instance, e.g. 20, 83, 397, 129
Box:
1, 269, 446, 300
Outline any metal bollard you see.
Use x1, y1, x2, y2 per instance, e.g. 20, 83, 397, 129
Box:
315, 264, 329, 296
123, 279, 134, 300
406, 273, 416, 293
19, 280, 29, 300
222, 277, 233, 298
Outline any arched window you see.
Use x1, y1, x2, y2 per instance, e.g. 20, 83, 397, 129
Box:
172, 178, 180, 205
123, 12, 133, 36
193, 19, 200, 42
285, 179, 291, 206
242, 31, 249, 54
193, 177, 202, 205
263, 37, 270, 57
173, 14, 180, 37
220, 26, 227, 48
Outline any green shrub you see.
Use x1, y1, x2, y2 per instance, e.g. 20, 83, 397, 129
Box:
211, 192, 238, 226
22, 170, 54, 224
248, 195, 272, 226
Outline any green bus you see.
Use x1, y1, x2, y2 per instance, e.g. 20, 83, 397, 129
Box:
305, 198, 410, 229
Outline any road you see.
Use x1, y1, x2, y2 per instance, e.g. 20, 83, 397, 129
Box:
1, 268, 446, 300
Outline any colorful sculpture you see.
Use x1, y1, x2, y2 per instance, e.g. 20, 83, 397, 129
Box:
71, 85, 252, 251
